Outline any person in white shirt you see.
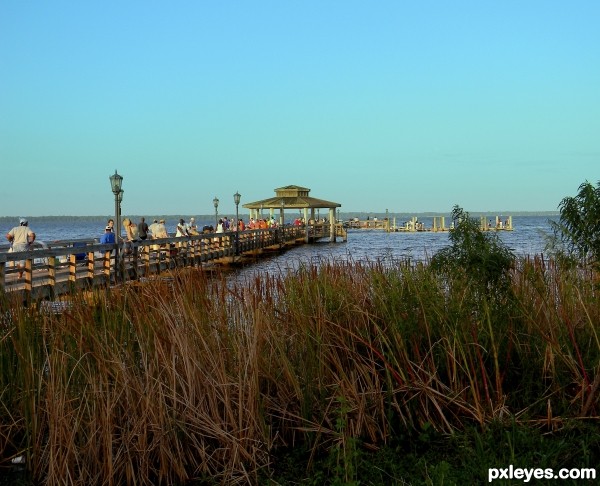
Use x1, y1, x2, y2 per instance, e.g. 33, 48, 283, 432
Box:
6, 218, 36, 278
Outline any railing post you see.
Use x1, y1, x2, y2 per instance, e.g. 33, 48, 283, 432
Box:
48, 255, 56, 290
0, 254, 6, 293
69, 254, 76, 284
132, 248, 138, 279
142, 243, 150, 276
103, 251, 111, 282
87, 251, 95, 280
24, 258, 32, 292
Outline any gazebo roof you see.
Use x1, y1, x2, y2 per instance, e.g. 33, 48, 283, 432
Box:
242, 185, 341, 209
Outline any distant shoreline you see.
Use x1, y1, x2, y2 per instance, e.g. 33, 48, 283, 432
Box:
0, 211, 560, 221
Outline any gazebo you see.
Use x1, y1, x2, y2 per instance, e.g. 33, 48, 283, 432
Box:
242, 185, 342, 242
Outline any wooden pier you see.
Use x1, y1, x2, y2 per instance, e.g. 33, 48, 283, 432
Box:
345, 215, 513, 233
1, 224, 346, 300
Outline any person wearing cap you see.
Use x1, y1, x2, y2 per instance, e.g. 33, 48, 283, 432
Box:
6, 218, 36, 278
148, 219, 159, 237
149, 219, 168, 253
153, 219, 168, 239
100, 225, 116, 245
188, 217, 198, 235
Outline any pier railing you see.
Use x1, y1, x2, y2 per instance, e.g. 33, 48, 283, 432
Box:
0, 226, 309, 299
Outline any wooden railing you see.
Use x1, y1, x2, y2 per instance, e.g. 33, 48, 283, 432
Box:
0, 226, 309, 299
310, 222, 347, 241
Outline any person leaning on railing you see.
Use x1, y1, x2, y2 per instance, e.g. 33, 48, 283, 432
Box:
122, 218, 139, 257
100, 225, 116, 244
5, 217, 36, 279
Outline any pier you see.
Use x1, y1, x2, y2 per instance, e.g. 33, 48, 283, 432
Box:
345, 215, 513, 232
0, 224, 346, 300
1, 182, 350, 300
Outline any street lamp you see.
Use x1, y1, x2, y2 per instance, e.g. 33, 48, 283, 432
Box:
109, 170, 123, 282
118, 190, 124, 222
233, 191, 241, 255
213, 196, 219, 229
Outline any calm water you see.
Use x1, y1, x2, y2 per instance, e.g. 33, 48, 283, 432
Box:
0, 215, 557, 276
231, 215, 557, 281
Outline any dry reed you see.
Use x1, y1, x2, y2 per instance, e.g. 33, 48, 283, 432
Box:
0, 257, 598, 484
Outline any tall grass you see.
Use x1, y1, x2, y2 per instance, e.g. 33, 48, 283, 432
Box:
0, 257, 598, 484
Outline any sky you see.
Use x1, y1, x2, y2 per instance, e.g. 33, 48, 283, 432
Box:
1, 1, 599, 217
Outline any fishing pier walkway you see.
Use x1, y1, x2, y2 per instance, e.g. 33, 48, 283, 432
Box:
347, 215, 513, 232
1, 224, 347, 300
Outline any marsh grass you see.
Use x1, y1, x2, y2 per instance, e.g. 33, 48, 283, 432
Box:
0, 258, 599, 484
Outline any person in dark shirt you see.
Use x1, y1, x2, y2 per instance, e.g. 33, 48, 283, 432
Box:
138, 218, 149, 240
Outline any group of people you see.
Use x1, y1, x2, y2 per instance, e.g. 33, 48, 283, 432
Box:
100, 217, 207, 255
246, 216, 279, 230
3, 213, 292, 278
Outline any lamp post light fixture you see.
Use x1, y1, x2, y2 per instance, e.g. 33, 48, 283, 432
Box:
233, 191, 241, 255
213, 196, 219, 229
109, 170, 123, 282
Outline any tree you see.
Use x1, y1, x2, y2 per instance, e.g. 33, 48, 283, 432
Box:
431, 206, 514, 292
549, 180, 600, 269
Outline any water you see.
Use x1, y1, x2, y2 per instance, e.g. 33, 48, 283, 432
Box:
0, 215, 558, 276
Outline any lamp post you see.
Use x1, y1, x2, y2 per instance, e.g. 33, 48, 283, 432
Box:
118, 190, 124, 225
233, 191, 241, 256
109, 170, 123, 282
213, 196, 219, 229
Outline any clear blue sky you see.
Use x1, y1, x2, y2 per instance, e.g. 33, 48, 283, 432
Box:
1, 1, 598, 216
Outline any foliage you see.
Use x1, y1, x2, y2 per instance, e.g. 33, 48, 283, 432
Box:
267, 421, 600, 485
430, 205, 514, 293
1, 255, 600, 484
549, 180, 600, 269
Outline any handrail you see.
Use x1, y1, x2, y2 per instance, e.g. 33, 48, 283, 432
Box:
0, 226, 309, 298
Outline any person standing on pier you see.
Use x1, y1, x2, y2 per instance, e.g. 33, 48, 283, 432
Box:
176, 218, 190, 237
148, 219, 159, 237
6, 218, 36, 278
138, 217, 149, 240
100, 225, 115, 244
154, 219, 168, 238
188, 217, 198, 235
122, 218, 139, 255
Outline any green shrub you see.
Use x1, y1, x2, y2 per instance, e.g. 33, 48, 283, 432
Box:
549, 180, 600, 269
430, 206, 514, 306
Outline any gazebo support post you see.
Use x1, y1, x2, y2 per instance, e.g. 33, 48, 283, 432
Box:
304, 207, 309, 243
329, 208, 336, 242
